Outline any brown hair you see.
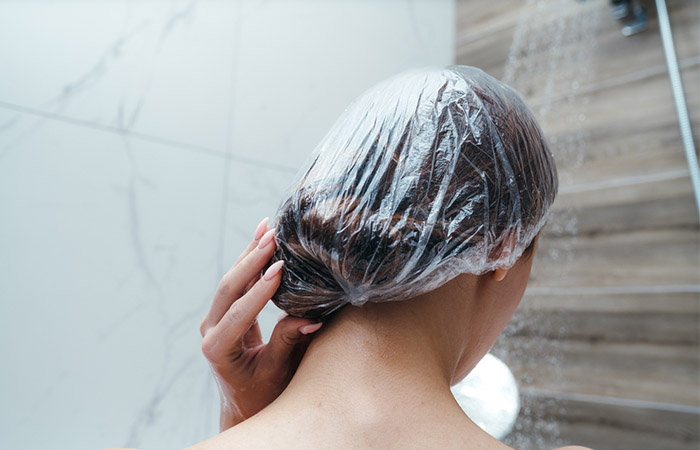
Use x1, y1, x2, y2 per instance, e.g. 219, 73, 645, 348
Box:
265, 66, 557, 320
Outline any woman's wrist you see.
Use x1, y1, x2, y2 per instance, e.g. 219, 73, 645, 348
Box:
219, 398, 246, 431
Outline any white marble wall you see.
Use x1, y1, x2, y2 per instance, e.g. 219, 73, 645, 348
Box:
0, 1, 454, 449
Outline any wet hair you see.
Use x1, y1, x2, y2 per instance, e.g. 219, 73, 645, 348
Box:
265, 66, 558, 320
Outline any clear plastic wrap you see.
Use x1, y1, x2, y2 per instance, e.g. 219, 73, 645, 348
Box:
267, 65, 558, 319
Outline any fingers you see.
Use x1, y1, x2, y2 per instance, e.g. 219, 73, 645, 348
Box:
203, 260, 286, 360
202, 225, 278, 333
243, 272, 260, 295
263, 316, 322, 369
242, 318, 263, 349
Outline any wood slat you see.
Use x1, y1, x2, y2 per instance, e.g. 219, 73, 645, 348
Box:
456, 0, 521, 41
494, 336, 699, 406
550, 174, 698, 237
456, 0, 700, 446
542, 64, 700, 185
504, 391, 700, 450
523, 290, 699, 314
457, 0, 700, 104
518, 291, 700, 345
531, 228, 699, 287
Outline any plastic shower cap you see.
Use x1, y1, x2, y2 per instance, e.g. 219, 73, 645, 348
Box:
267, 65, 558, 319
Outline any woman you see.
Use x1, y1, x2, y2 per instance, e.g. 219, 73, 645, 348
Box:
112, 66, 589, 449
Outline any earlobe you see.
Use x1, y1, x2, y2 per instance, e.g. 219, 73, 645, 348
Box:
493, 268, 508, 281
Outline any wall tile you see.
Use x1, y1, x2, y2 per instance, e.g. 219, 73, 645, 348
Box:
0, 1, 455, 449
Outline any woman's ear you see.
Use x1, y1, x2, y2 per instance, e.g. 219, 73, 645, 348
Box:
488, 231, 519, 281
492, 268, 508, 281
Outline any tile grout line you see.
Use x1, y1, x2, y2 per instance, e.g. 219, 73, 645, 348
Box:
216, 2, 243, 278
0, 99, 298, 174
528, 55, 700, 107
521, 387, 700, 414
527, 284, 700, 295
559, 168, 690, 194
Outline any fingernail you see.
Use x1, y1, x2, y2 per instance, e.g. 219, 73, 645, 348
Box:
299, 323, 322, 335
257, 228, 275, 250
263, 260, 284, 281
254, 217, 269, 241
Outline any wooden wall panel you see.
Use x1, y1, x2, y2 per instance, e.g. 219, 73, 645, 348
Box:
514, 392, 699, 450
456, 0, 700, 448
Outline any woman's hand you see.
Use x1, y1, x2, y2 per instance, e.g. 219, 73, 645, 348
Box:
200, 217, 322, 431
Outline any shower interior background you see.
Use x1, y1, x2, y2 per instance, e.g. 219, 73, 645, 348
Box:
0, 1, 697, 450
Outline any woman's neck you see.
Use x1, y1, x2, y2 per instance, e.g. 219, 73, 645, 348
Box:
280, 304, 457, 414
257, 292, 497, 439
223, 278, 518, 449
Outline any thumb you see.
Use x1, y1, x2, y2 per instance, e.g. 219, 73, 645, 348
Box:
264, 316, 323, 368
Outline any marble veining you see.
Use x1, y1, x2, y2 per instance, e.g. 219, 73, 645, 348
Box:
0, 1, 454, 449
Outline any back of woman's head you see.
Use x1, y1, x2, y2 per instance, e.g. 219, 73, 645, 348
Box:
266, 65, 558, 320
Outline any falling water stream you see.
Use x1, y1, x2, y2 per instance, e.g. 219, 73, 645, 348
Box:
495, 0, 602, 447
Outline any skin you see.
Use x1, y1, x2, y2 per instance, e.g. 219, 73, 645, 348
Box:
199, 217, 322, 430
106, 220, 591, 450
